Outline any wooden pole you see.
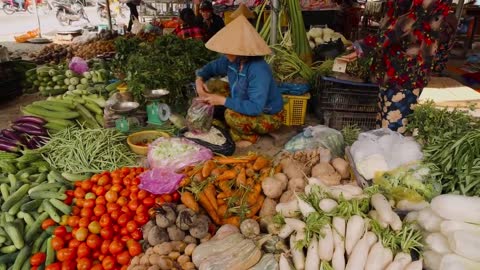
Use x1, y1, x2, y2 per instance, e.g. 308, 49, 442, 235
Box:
106, 0, 113, 32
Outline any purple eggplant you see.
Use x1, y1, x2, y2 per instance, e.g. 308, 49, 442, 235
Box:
1, 129, 24, 143
28, 136, 48, 149
11, 124, 47, 137
0, 135, 21, 146
0, 141, 19, 152
14, 116, 46, 126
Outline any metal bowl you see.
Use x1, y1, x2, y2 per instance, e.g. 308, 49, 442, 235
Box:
110, 102, 139, 114
144, 89, 170, 99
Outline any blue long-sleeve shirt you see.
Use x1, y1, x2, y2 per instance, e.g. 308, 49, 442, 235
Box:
196, 56, 283, 116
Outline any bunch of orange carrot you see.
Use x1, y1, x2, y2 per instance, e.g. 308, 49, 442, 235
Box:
179, 154, 280, 226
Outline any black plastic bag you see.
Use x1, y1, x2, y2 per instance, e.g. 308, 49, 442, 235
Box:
179, 125, 235, 156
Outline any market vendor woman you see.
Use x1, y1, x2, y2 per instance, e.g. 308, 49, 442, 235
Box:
195, 15, 284, 147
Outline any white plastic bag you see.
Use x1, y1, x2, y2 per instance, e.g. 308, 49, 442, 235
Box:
285, 125, 345, 157
350, 128, 423, 179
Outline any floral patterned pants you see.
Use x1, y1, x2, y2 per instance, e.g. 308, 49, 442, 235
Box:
224, 109, 284, 143
376, 88, 423, 134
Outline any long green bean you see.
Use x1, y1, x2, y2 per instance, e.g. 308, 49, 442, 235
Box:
38, 126, 137, 174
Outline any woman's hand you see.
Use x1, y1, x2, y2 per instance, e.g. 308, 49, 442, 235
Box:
195, 77, 210, 97
200, 94, 226, 106
343, 51, 358, 61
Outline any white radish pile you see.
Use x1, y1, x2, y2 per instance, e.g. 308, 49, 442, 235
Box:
274, 181, 423, 270
410, 194, 480, 270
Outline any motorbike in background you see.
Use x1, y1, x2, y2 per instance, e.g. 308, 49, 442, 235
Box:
55, 0, 90, 26
2, 0, 39, 15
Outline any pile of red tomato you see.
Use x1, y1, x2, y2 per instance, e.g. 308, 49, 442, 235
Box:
35, 167, 180, 270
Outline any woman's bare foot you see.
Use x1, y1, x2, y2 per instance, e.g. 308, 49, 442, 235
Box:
236, 140, 253, 148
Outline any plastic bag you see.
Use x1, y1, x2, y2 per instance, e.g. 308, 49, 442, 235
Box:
69, 57, 89, 75
284, 125, 345, 157
147, 137, 213, 171
350, 128, 423, 179
131, 18, 144, 35
180, 125, 235, 156
139, 168, 184, 195
186, 98, 214, 134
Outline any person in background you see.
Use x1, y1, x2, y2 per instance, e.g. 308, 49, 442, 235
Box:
122, 0, 157, 32
173, 8, 205, 41
196, 0, 225, 41
195, 15, 284, 148
345, 0, 454, 133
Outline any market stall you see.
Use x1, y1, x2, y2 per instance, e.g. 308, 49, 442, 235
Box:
0, 0, 480, 269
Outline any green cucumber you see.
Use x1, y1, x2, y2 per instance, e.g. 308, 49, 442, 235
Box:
32, 230, 49, 253
29, 191, 67, 200
28, 183, 62, 195
0, 246, 17, 254
17, 212, 34, 227
33, 100, 74, 112
42, 201, 61, 223
8, 197, 29, 216
49, 198, 71, 215
48, 170, 69, 184
45, 237, 54, 265
61, 172, 92, 182
1, 184, 30, 212
11, 246, 31, 270
44, 123, 66, 132
25, 212, 49, 243
35, 172, 48, 183
20, 199, 43, 212
4, 222, 24, 249
84, 101, 103, 115
46, 118, 75, 127
0, 184, 10, 201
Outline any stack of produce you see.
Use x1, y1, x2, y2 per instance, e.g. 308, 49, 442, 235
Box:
0, 116, 49, 153
35, 167, 161, 269
26, 63, 110, 97
32, 44, 70, 65
179, 154, 273, 226
0, 151, 75, 269
37, 126, 136, 175
408, 194, 480, 270
22, 95, 106, 132
71, 40, 116, 60
131, 203, 210, 270
407, 102, 480, 196
271, 182, 423, 270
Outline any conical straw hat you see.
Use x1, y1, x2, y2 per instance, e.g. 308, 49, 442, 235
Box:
206, 15, 272, 56
230, 3, 255, 19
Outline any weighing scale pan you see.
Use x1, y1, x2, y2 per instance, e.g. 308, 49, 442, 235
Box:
111, 102, 139, 114
144, 89, 170, 99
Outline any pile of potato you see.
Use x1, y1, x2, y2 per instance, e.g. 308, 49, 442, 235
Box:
130, 203, 213, 270
71, 40, 115, 60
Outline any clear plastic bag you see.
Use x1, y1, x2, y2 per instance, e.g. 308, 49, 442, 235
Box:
186, 98, 214, 134
147, 137, 213, 171
284, 125, 345, 157
139, 168, 184, 195
69, 57, 89, 75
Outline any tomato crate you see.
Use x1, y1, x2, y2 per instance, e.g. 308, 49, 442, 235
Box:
283, 93, 310, 126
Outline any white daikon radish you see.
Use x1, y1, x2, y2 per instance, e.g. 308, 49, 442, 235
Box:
276, 199, 299, 217
365, 242, 393, 270
389, 212, 402, 231
285, 218, 306, 232
417, 207, 443, 232
319, 198, 338, 213
305, 237, 320, 270
440, 220, 480, 236
447, 230, 480, 262
368, 210, 388, 228
426, 233, 451, 254
423, 250, 442, 270
431, 194, 480, 224
404, 259, 423, 270
439, 253, 480, 270
297, 195, 316, 217
385, 252, 412, 270
371, 194, 394, 224
330, 185, 363, 195
279, 223, 295, 239
332, 217, 346, 270
345, 215, 365, 255
304, 184, 314, 195
345, 232, 377, 270
308, 177, 327, 188
396, 200, 429, 211
318, 224, 334, 261
329, 185, 366, 201
279, 253, 294, 270
290, 232, 305, 270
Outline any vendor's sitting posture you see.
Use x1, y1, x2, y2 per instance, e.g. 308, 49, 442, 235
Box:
195, 15, 284, 147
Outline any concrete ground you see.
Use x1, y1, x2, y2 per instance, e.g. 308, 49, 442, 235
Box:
0, 93, 43, 130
